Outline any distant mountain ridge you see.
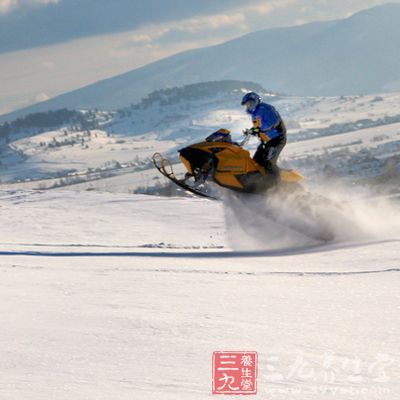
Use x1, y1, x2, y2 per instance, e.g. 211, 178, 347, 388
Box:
2, 3, 400, 122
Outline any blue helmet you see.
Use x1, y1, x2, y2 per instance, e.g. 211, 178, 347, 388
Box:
241, 92, 261, 114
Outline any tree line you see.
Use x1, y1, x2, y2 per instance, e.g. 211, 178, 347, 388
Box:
0, 109, 99, 141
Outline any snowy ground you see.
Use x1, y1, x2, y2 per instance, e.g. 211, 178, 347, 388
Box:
1, 130, 177, 184
4, 120, 399, 194
0, 189, 399, 399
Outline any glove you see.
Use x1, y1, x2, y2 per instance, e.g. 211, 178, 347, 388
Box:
243, 127, 259, 136
248, 127, 261, 136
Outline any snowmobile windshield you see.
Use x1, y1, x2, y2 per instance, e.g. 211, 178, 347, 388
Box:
205, 129, 232, 143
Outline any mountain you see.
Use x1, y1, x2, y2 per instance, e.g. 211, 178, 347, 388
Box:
1, 3, 400, 122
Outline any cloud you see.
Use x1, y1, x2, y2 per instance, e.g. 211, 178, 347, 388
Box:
125, 12, 247, 47
124, 11, 254, 52
0, 0, 57, 14
175, 13, 247, 33
107, 1, 298, 63
41, 60, 56, 69
121, 0, 298, 50
0, 0, 16, 13
129, 34, 154, 45
0, 0, 246, 53
35, 92, 49, 102
243, 0, 298, 15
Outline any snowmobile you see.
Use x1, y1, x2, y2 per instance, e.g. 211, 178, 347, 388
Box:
152, 128, 349, 242
152, 128, 304, 199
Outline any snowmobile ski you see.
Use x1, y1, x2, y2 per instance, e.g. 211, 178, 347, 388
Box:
152, 153, 217, 200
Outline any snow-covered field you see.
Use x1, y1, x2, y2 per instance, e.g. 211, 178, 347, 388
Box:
0, 189, 399, 399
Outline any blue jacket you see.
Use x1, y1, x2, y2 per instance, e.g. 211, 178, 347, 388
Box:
250, 102, 283, 142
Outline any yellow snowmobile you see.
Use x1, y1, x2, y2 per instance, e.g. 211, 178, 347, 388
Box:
153, 128, 347, 241
153, 128, 303, 199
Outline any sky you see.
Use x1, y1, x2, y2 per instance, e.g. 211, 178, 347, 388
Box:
0, 0, 399, 115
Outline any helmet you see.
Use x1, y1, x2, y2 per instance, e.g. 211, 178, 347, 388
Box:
241, 92, 261, 114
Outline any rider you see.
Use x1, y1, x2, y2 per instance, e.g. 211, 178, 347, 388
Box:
241, 92, 287, 181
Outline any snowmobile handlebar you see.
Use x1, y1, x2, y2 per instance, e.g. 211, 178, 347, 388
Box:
239, 133, 250, 147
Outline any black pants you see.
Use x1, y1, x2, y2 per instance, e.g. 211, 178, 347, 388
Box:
253, 128, 286, 180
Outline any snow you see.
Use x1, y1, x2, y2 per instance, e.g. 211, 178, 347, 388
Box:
284, 122, 400, 157
1, 129, 177, 184
0, 189, 399, 399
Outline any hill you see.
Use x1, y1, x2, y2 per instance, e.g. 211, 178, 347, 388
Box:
0, 80, 399, 197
